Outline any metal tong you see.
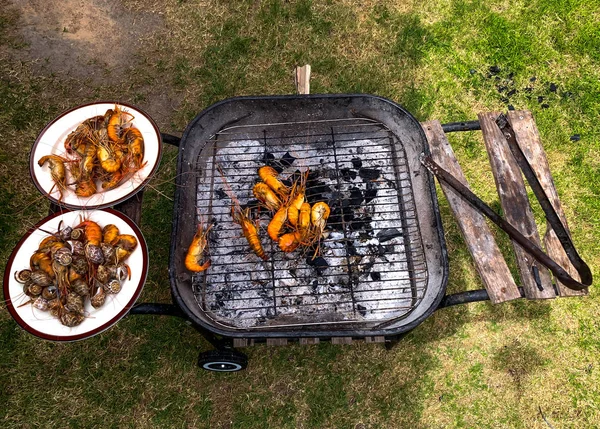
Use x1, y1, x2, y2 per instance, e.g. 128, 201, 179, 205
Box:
421, 114, 592, 291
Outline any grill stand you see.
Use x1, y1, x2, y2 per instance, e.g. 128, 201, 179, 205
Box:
50, 113, 589, 371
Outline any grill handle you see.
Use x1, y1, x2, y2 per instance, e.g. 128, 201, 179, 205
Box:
420, 118, 592, 291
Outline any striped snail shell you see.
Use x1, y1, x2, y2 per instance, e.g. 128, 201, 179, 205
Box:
71, 278, 90, 296
59, 226, 73, 242
71, 256, 88, 275
85, 244, 105, 265
14, 269, 32, 284
96, 264, 112, 284
60, 311, 84, 327
65, 292, 84, 315
53, 247, 73, 266
71, 240, 85, 256
70, 228, 85, 241
41, 285, 58, 301
91, 286, 106, 309
32, 297, 49, 311
30, 270, 53, 287
100, 243, 116, 265
105, 279, 122, 294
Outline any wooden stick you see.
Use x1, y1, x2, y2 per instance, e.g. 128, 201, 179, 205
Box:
295, 65, 311, 95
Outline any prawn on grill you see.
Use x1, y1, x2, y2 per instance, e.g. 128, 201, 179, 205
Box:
185, 220, 213, 272
233, 207, 268, 261
278, 231, 301, 253
297, 202, 312, 243
253, 182, 281, 211
258, 166, 289, 198
267, 206, 288, 241
287, 170, 308, 227
311, 202, 330, 234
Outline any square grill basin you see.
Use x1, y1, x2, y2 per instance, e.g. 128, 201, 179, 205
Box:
170, 95, 448, 338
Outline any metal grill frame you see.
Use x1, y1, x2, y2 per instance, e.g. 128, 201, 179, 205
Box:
169, 94, 448, 339
192, 118, 429, 330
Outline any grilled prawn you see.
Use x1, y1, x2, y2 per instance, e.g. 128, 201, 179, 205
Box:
185, 221, 213, 272
38, 155, 67, 200
233, 207, 268, 261
258, 166, 289, 197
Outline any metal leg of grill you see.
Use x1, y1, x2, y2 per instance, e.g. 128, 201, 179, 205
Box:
384, 332, 410, 350
128, 302, 236, 350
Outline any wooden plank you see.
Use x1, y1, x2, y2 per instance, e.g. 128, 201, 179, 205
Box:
364, 336, 386, 344
422, 121, 521, 303
478, 112, 555, 299
299, 338, 320, 345
266, 338, 288, 346
331, 337, 353, 345
233, 338, 255, 348
295, 64, 311, 95
507, 111, 586, 296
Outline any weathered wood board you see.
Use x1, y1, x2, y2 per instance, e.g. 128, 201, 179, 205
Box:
507, 111, 586, 296
422, 121, 521, 303
478, 112, 555, 299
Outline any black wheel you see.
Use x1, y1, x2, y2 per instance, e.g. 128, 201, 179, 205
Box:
198, 349, 248, 372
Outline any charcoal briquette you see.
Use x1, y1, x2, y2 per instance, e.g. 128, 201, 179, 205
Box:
370, 272, 381, 281
377, 244, 395, 256
347, 242, 358, 256
261, 152, 276, 165
349, 187, 364, 207
541, 103, 550, 109
350, 216, 372, 232
530, 76, 537, 82
340, 168, 357, 182
507, 89, 516, 97
570, 134, 581, 142
365, 182, 378, 203
215, 189, 227, 199
549, 83, 557, 92
508, 105, 515, 111
489, 65, 500, 74
469, 69, 476, 75
351, 158, 363, 169
343, 207, 355, 223
537, 96, 544, 103
357, 304, 367, 317
377, 228, 402, 243
280, 151, 296, 167
358, 168, 381, 181
307, 256, 329, 268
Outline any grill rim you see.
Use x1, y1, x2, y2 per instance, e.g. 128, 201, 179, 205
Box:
169, 94, 449, 338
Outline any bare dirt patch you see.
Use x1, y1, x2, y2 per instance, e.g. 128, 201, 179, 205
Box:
10, 0, 162, 81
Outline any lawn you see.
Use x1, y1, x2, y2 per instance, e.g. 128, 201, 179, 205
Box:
1, 0, 599, 427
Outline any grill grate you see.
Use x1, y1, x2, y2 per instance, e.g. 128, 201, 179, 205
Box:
190, 118, 428, 330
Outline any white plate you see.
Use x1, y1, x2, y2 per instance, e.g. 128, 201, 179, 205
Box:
3, 209, 148, 341
30, 101, 162, 209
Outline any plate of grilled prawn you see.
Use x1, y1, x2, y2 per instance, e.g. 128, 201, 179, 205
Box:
3, 209, 148, 341
30, 102, 162, 209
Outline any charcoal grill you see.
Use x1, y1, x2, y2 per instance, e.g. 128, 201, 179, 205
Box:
40, 94, 591, 372
170, 95, 447, 342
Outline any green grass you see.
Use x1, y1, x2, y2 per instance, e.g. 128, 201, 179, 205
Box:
1, 0, 600, 427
